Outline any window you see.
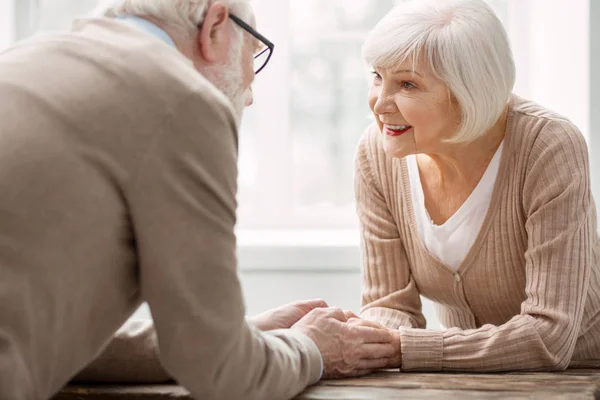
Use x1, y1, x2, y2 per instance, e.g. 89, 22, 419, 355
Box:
240, 0, 589, 230
0, 0, 14, 50
238, 0, 402, 229
12, 0, 590, 232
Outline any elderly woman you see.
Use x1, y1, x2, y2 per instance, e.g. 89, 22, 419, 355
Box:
355, 0, 600, 372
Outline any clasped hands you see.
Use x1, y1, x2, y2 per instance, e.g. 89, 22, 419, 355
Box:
248, 299, 402, 378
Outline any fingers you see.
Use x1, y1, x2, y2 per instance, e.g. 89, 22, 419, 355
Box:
305, 306, 349, 322
347, 318, 385, 329
344, 310, 359, 320
323, 369, 374, 379
351, 325, 393, 343
300, 298, 329, 309
346, 369, 375, 378
326, 307, 349, 322
357, 343, 396, 359
356, 358, 391, 370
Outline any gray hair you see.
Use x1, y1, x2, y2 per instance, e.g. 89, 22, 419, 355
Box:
92, 0, 253, 38
362, 0, 515, 143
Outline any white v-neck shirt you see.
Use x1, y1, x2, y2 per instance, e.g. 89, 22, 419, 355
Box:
406, 141, 504, 271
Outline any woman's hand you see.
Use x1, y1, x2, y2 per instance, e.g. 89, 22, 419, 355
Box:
346, 317, 402, 369
292, 307, 395, 378
248, 299, 329, 331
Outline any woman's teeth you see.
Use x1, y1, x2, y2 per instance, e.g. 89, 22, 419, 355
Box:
387, 125, 410, 130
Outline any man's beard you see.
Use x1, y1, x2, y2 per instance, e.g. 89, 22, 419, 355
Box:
203, 36, 248, 123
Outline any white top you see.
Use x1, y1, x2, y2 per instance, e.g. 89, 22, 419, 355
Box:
407, 141, 504, 271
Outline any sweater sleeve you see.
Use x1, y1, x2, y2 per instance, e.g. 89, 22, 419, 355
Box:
355, 126, 426, 330
126, 88, 322, 400
72, 319, 171, 383
399, 119, 595, 372
72, 317, 295, 383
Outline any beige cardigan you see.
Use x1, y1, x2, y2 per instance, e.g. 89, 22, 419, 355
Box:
0, 18, 320, 400
356, 95, 600, 372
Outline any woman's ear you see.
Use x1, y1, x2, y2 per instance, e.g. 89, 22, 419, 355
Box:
196, 1, 230, 63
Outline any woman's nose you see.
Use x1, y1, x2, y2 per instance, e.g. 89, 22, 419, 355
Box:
373, 91, 396, 115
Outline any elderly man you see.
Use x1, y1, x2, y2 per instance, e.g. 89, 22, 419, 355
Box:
0, 0, 396, 399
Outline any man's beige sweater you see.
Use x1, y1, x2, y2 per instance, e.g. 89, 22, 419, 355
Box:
0, 18, 321, 400
356, 95, 600, 371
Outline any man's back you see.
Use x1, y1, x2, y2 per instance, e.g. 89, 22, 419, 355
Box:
0, 18, 240, 398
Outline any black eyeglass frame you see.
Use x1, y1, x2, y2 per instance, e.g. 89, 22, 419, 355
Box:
228, 13, 274, 74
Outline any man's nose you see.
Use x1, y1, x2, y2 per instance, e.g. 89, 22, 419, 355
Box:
246, 87, 254, 107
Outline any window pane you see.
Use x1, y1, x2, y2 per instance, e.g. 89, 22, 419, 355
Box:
237, 108, 259, 218
289, 0, 397, 215
37, 0, 98, 32
0, 0, 14, 50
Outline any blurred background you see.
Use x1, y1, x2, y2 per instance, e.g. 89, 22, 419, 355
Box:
0, 0, 596, 328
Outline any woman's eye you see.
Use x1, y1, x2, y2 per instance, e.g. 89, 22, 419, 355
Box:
401, 81, 416, 89
371, 71, 382, 80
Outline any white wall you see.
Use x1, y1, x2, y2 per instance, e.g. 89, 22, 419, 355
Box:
522, 0, 590, 139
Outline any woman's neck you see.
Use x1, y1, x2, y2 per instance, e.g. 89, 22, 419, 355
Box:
418, 106, 509, 188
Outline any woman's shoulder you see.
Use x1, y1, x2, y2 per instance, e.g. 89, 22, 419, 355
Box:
508, 95, 588, 169
508, 95, 590, 211
510, 95, 586, 147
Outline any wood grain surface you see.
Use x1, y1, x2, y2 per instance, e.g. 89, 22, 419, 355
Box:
54, 369, 600, 399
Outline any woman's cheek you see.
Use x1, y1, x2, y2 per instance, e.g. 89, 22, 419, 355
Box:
367, 89, 383, 132
367, 86, 378, 112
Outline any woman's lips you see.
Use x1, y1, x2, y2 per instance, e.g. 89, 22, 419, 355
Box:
384, 125, 412, 137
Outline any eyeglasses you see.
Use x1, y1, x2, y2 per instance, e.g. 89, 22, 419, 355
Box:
228, 14, 274, 74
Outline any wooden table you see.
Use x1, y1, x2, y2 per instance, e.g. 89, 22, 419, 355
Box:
54, 369, 600, 399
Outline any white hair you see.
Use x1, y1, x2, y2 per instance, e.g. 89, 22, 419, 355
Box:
92, 0, 253, 38
91, 0, 252, 122
362, 0, 516, 143
204, 32, 246, 120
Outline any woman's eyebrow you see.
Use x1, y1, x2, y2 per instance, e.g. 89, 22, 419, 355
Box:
392, 69, 423, 77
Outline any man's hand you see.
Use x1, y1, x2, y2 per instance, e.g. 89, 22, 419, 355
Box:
248, 299, 328, 331
291, 307, 396, 379
345, 317, 402, 369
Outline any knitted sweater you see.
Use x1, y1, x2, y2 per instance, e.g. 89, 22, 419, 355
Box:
356, 95, 600, 372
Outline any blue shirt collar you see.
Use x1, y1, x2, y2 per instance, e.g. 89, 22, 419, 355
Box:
116, 15, 176, 48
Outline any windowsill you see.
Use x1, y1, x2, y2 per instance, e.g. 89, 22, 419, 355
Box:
130, 229, 362, 319
236, 229, 361, 272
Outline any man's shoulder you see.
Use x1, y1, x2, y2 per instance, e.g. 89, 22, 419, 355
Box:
1, 18, 228, 110
0, 19, 237, 187
67, 18, 229, 108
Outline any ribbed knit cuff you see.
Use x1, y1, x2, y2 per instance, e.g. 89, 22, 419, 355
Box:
360, 307, 415, 329
399, 327, 443, 371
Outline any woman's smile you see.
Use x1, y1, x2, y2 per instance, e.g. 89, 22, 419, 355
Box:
384, 124, 413, 137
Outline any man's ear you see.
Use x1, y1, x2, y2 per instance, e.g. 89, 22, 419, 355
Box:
196, 2, 230, 63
